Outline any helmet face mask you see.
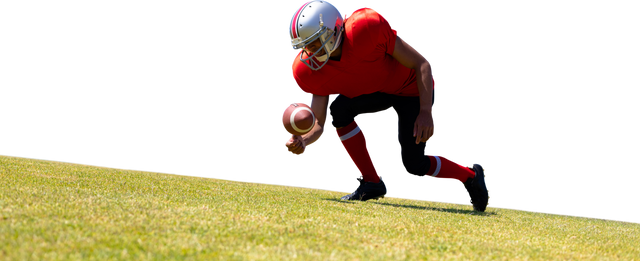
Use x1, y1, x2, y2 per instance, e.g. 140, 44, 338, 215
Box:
290, 1, 343, 71
299, 29, 334, 67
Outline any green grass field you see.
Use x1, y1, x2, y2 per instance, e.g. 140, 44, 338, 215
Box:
1, 155, 638, 260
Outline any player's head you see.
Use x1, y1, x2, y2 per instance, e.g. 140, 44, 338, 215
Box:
290, 1, 344, 71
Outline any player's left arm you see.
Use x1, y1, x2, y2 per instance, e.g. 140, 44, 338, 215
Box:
392, 35, 433, 112
391, 36, 434, 144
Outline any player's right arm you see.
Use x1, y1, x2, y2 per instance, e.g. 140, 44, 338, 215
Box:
302, 94, 330, 147
286, 94, 329, 154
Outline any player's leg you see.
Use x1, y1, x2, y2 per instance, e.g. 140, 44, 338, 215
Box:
393, 97, 432, 179
328, 93, 392, 183
394, 94, 491, 212
393, 96, 475, 183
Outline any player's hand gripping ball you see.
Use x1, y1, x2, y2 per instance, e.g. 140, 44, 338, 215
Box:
283, 103, 316, 136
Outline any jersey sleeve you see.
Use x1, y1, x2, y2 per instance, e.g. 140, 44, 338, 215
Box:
372, 10, 397, 56
292, 56, 333, 96
289, 53, 313, 96
348, 9, 398, 57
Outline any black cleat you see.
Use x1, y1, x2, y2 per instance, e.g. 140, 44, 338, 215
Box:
464, 164, 489, 212
340, 178, 387, 201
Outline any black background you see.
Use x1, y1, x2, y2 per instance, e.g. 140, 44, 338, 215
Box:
0, 1, 640, 218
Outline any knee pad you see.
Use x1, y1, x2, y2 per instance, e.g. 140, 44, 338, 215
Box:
402, 166, 426, 179
402, 154, 429, 176
330, 96, 354, 128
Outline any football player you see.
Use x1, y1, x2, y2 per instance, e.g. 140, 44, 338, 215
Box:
285, 1, 489, 211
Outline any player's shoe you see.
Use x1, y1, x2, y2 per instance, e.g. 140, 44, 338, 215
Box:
340, 178, 386, 201
464, 164, 489, 212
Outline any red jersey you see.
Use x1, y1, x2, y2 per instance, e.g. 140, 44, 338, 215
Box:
292, 8, 418, 98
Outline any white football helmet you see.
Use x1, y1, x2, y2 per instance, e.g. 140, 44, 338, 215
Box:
290, 1, 344, 71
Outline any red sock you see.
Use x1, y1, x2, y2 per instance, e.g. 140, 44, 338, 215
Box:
337, 121, 380, 183
425, 156, 475, 182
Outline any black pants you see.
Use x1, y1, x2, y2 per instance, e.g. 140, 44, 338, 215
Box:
330, 92, 434, 176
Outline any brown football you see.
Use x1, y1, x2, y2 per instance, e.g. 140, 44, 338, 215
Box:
283, 103, 315, 136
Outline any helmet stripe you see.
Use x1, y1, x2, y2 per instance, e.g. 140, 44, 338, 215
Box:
291, 0, 311, 39
291, 5, 302, 39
